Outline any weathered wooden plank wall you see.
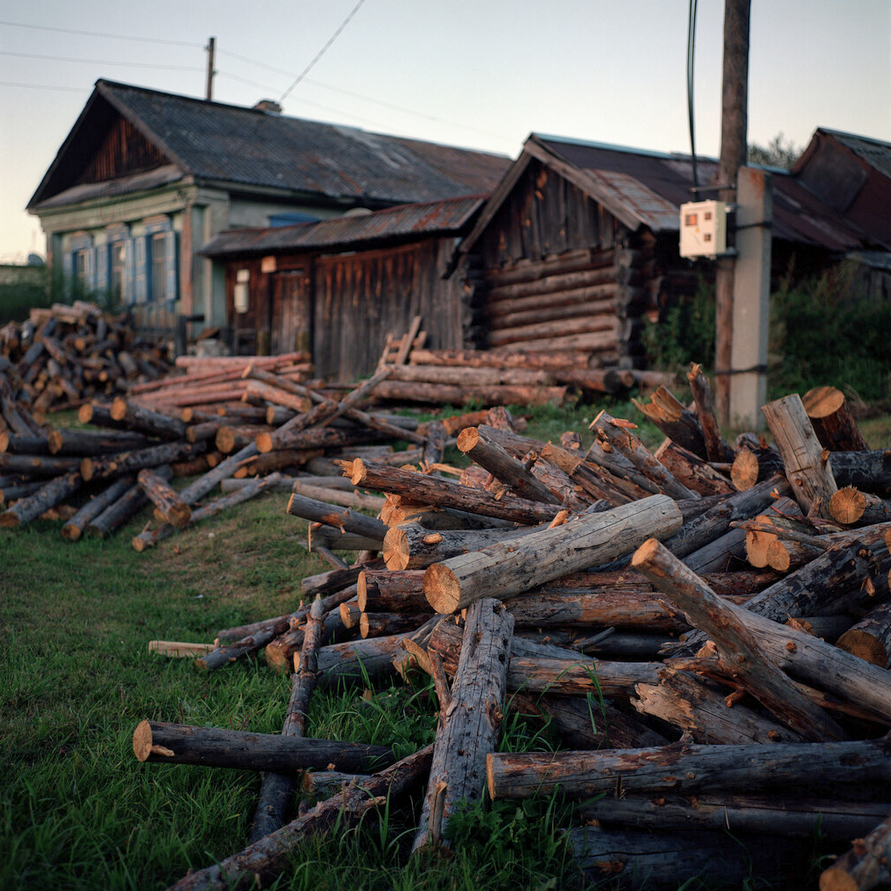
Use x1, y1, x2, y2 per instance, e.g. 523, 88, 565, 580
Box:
313, 239, 464, 382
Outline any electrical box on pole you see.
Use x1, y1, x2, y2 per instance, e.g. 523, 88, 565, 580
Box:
679, 200, 730, 259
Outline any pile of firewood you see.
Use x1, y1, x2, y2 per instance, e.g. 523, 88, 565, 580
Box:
133, 370, 891, 891
0, 301, 173, 413
369, 346, 677, 407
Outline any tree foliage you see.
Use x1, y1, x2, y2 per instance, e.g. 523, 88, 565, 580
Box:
747, 132, 802, 169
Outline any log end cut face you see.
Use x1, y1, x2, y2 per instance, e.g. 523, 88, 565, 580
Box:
423, 562, 461, 615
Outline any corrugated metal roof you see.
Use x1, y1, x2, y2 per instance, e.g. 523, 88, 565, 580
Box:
200, 193, 485, 258
29, 80, 510, 210
819, 128, 891, 180
533, 134, 873, 251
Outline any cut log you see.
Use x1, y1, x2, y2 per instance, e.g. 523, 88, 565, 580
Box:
820, 811, 891, 891
357, 568, 427, 612
730, 444, 785, 492
163, 744, 433, 891
132, 719, 392, 773
486, 736, 891, 800
803, 385, 869, 452
590, 410, 699, 500
60, 474, 136, 541
633, 385, 707, 458
579, 793, 891, 841
82, 441, 206, 483
286, 491, 389, 541
109, 397, 188, 441
345, 459, 561, 525
412, 598, 513, 852
653, 440, 735, 497
830, 487, 891, 527
0, 469, 83, 529
137, 466, 191, 528
249, 597, 327, 843
456, 426, 562, 505
633, 537, 847, 741
423, 494, 682, 614
836, 602, 891, 669
632, 666, 803, 744
762, 393, 838, 517
687, 363, 733, 462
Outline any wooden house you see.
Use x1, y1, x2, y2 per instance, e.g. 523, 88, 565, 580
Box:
26, 79, 509, 340
455, 133, 888, 369
199, 195, 486, 382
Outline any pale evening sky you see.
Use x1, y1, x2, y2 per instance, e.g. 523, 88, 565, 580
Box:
1, 0, 889, 263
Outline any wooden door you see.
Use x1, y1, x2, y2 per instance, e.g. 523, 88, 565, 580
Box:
271, 269, 312, 356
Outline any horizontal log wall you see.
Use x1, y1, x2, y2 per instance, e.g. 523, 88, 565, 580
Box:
475, 158, 660, 366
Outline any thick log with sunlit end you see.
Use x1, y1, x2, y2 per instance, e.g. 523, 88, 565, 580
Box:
422, 494, 682, 615
802, 384, 869, 452
830, 486, 891, 527
132, 720, 393, 774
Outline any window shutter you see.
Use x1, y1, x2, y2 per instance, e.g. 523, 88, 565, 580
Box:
124, 239, 135, 305
86, 248, 97, 292
134, 236, 148, 304
96, 245, 109, 294
164, 230, 177, 301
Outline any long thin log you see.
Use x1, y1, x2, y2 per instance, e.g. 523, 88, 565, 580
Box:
132, 720, 392, 773
487, 736, 891, 801
687, 363, 733, 461
61, 474, 135, 541
249, 597, 327, 843
163, 744, 434, 891
109, 397, 188, 441
423, 494, 683, 614
178, 442, 258, 505
345, 459, 561, 525
138, 467, 191, 528
0, 469, 83, 528
286, 491, 389, 541
589, 410, 699, 500
412, 598, 513, 852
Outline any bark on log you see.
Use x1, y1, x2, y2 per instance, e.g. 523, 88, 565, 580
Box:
109, 397, 188, 441
61, 474, 135, 541
820, 811, 891, 891
423, 494, 682, 614
345, 459, 561, 525
249, 597, 326, 843
803, 385, 869, 452
303, 631, 419, 687
0, 469, 83, 528
46, 428, 154, 456
412, 598, 513, 852
457, 426, 563, 505
830, 487, 891, 527
590, 410, 699, 500
632, 538, 847, 741
653, 440, 735, 497
138, 467, 191, 528
163, 745, 433, 891
830, 451, 891, 493
286, 491, 389, 541
82, 441, 206, 483
133, 720, 392, 773
371, 379, 567, 407
358, 568, 428, 612
762, 393, 838, 517
579, 793, 891, 841
486, 736, 891, 800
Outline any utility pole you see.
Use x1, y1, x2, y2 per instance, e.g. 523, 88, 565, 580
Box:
205, 37, 216, 101
714, 0, 750, 425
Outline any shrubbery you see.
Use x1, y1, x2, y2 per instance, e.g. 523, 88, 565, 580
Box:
643, 261, 891, 403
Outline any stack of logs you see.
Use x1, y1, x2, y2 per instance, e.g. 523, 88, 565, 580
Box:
0, 301, 173, 413
135, 370, 891, 891
368, 346, 676, 406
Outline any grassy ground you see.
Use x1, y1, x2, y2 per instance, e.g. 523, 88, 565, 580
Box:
1, 395, 887, 891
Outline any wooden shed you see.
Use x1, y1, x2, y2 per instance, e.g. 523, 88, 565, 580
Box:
199, 195, 486, 382
456, 133, 883, 369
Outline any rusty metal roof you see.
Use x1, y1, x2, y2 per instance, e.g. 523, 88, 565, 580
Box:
530, 134, 876, 251
29, 80, 511, 211
819, 128, 891, 180
199, 193, 486, 258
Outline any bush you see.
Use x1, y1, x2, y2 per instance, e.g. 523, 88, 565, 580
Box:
643, 262, 891, 403
0, 267, 51, 324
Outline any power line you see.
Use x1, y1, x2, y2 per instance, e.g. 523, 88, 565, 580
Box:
0, 80, 90, 93
279, 0, 367, 103
0, 50, 202, 71
0, 19, 200, 47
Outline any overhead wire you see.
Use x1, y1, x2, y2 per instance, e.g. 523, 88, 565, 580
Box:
686, 0, 699, 190
0, 19, 200, 47
0, 50, 202, 71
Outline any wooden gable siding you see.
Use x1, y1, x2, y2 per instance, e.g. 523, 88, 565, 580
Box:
313, 239, 463, 382
77, 117, 168, 185
478, 158, 616, 268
